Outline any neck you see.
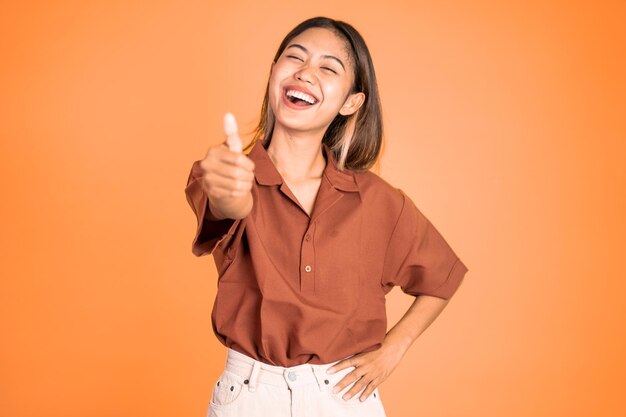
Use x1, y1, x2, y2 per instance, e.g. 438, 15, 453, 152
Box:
266, 126, 327, 181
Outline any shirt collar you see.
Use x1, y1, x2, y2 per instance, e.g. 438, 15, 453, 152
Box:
247, 139, 359, 192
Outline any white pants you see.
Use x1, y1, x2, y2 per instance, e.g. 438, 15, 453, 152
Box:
207, 348, 387, 417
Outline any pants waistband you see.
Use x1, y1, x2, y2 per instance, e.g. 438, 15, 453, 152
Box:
224, 348, 353, 393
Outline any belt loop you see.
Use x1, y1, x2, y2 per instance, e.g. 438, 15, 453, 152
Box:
248, 360, 261, 392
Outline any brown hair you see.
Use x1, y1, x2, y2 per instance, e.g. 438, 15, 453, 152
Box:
244, 16, 384, 172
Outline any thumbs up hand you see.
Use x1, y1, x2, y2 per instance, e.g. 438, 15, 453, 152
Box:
199, 113, 255, 220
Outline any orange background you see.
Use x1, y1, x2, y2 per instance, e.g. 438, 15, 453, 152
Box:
1, 1, 625, 416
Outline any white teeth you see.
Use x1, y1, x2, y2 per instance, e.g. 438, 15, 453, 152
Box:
286, 89, 317, 104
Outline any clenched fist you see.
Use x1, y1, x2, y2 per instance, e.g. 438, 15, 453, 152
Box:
199, 113, 255, 220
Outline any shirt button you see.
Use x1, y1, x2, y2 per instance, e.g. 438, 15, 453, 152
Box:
288, 371, 297, 381
305, 234, 311, 241
304, 265, 312, 272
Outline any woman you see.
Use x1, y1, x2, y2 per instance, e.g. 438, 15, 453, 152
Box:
185, 16, 468, 417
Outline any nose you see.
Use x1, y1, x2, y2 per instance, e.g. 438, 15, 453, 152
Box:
295, 65, 315, 84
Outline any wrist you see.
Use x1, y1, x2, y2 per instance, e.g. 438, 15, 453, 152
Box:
208, 193, 252, 220
382, 331, 413, 358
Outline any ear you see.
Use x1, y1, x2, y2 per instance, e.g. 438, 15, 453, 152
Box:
339, 92, 366, 116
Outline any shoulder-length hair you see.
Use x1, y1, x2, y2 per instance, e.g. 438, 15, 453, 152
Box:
244, 16, 384, 172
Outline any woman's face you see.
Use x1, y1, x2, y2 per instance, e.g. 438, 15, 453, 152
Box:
268, 27, 364, 136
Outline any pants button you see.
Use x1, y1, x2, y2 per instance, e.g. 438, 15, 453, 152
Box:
288, 371, 297, 381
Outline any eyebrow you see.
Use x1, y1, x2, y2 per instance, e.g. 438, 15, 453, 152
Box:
285, 44, 346, 71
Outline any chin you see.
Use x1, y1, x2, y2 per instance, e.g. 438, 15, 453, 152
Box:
272, 106, 307, 127
270, 102, 331, 135
275, 117, 312, 132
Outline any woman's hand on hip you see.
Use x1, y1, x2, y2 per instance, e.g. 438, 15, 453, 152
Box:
325, 341, 407, 402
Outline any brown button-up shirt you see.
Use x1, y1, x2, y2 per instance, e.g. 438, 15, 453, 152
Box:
185, 139, 468, 367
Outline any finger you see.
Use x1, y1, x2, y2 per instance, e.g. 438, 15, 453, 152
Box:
332, 370, 360, 394
204, 173, 253, 194
209, 162, 255, 182
203, 151, 255, 180
358, 381, 378, 402
343, 376, 369, 400
214, 147, 255, 172
205, 185, 249, 199
238, 154, 255, 171
327, 357, 357, 375
223, 112, 242, 153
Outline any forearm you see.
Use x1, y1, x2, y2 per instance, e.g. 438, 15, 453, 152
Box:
382, 294, 451, 354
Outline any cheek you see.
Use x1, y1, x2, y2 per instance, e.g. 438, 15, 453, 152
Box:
268, 75, 282, 103
269, 62, 289, 83
268, 66, 291, 95
323, 84, 349, 109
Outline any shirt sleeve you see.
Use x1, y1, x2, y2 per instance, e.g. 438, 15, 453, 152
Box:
184, 160, 240, 257
381, 190, 468, 299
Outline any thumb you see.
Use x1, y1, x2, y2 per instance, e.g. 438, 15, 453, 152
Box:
223, 112, 243, 153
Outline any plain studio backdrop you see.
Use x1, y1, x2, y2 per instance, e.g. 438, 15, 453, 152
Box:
1, 1, 624, 416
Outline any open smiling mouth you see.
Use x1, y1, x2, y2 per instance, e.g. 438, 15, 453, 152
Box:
284, 89, 318, 107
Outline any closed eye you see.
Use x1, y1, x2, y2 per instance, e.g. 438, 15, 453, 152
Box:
287, 55, 303, 61
322, 67, 337, 74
